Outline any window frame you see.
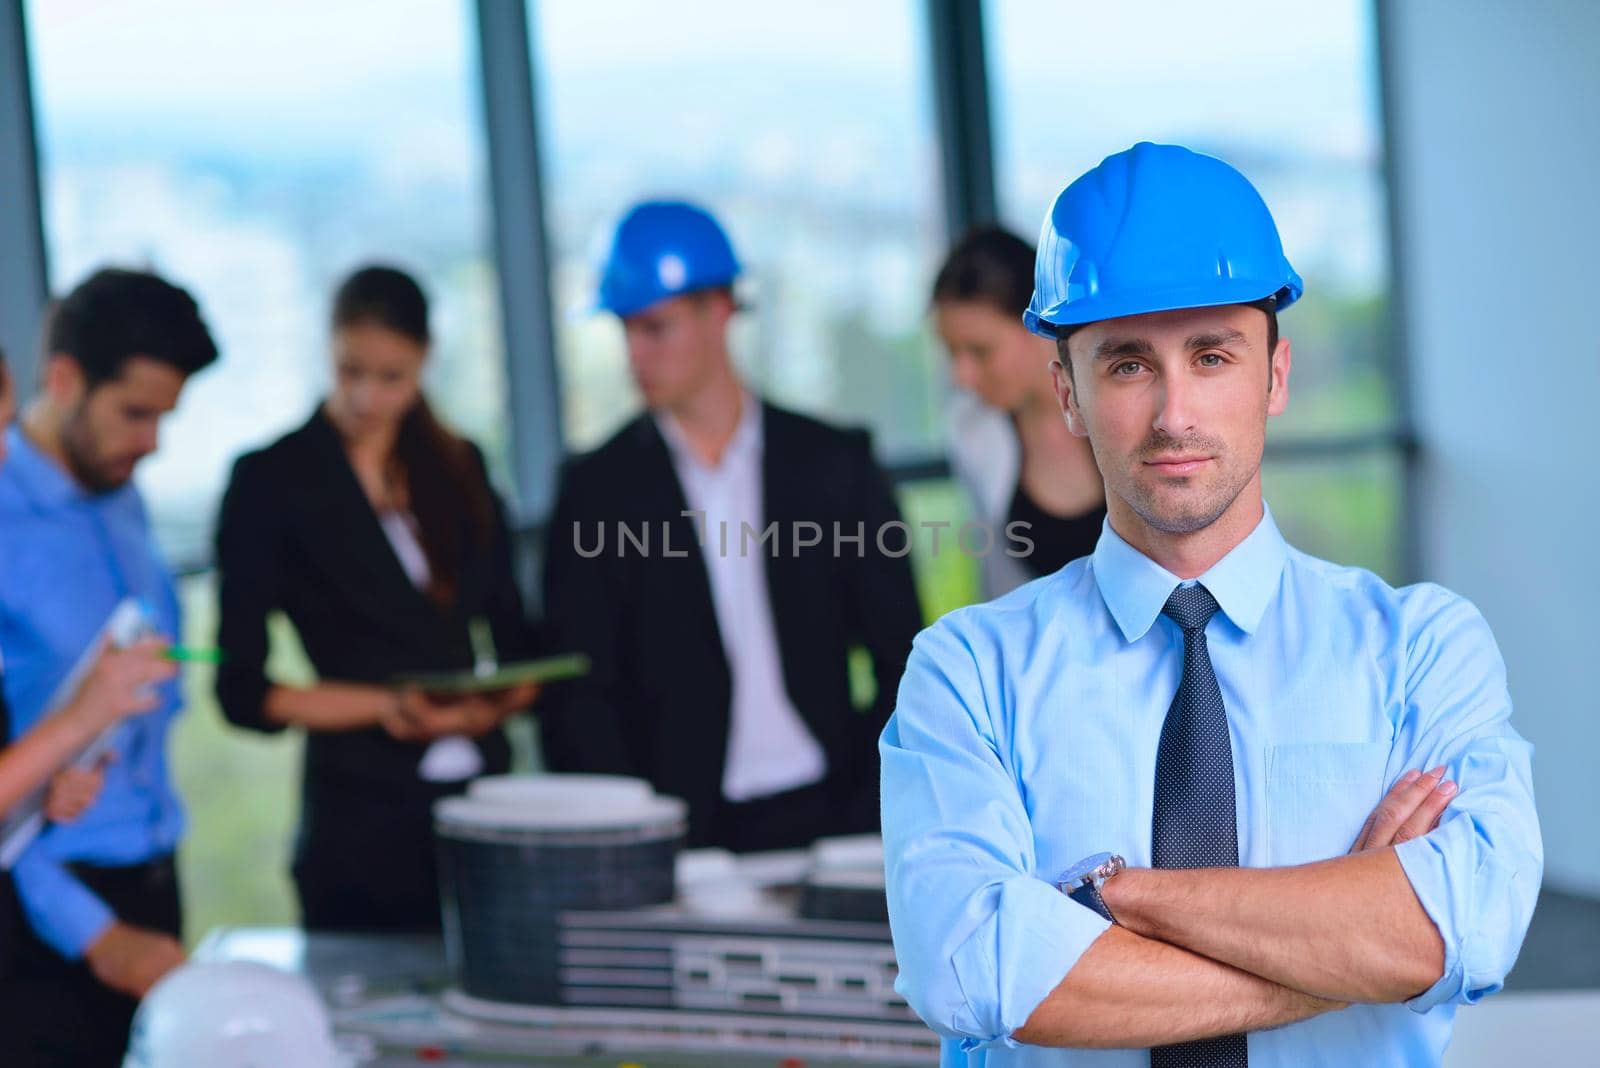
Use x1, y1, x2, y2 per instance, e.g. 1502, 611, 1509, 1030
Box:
0, 0, 1415, 580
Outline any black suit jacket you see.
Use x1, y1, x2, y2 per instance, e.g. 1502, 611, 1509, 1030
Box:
540, 401, 923, 847
213, 409, 533, 925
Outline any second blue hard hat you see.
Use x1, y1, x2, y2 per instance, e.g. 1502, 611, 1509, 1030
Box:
1024, 142, 1303, 338
597, 200, 742, 318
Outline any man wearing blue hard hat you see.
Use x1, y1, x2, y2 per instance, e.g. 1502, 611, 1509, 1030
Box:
542, 200, 923, 852
882, 143, 1539, 1066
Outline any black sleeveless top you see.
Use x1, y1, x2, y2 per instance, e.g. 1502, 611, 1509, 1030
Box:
1006, 481, 1107, 578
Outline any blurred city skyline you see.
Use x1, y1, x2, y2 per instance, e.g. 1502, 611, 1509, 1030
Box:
25, 0, 1390, 569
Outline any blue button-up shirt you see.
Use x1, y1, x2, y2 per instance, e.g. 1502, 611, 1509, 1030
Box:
881, 506, 1541, 1067
0, 427, 184, 959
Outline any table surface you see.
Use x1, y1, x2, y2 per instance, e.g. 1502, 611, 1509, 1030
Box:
196, 927, 939, 1068
196, 927, 1600, 1067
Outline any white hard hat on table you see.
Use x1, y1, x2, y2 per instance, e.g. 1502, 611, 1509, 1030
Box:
122, 960, 343, 1068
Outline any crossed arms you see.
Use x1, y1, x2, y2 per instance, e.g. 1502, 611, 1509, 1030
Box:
1014, 771, 1453, 1048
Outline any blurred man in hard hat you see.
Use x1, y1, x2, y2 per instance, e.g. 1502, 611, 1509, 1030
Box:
881, 143, 1539, 1066
541, 200, 922, 853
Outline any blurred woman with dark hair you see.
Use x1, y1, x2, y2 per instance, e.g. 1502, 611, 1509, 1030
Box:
933, 227, 1106, 598
213, 265, 538, 931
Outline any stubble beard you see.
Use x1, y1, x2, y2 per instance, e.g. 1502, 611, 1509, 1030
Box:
61, 406, 128, 494
1109, 429, 1254, 536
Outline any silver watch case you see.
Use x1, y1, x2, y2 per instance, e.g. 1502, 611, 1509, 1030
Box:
1055, 851, 1126, 894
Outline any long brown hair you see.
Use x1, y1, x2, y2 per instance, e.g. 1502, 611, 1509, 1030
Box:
932, 226, 1037, 317
333, 265, 494, 610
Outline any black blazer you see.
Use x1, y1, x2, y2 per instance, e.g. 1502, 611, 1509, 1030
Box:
214, 408, 532, 788
540, 402, 923, 846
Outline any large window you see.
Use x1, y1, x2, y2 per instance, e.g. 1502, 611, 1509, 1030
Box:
532, 1, 948, 461
986, 0, 1403, 576
27, 0, 508, 564
5, 2, 1415, 938
25, 0, 504, 940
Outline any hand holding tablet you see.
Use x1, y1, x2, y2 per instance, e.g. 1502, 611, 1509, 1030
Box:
393, 652, 591, 697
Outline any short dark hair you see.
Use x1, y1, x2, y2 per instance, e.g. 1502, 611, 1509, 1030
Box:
1054, 297, 1281, 382
931, 225, 1036, 318
1255, 298, 1280, 357
47, 268, 219, 388
332, 264, 431, 345
683, 283, 739, 312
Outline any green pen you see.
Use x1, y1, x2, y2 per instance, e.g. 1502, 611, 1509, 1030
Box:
162, 645, 227, 664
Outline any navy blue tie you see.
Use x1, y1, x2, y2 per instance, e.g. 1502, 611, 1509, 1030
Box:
1151, 583, 1247, 1067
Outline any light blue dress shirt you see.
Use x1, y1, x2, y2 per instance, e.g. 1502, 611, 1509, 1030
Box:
881, 506, 1541, 1067
0, 427, 185, 959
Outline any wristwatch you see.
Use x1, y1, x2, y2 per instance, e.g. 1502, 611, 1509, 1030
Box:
1055, 852, 1125, 924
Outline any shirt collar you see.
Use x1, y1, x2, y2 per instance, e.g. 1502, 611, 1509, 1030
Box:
655, 391, 763, 471
3, 425, 91, 510
1090, 503, 1289, 643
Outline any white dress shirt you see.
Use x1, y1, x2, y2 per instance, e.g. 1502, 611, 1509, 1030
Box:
947, 392, 1031, 600
656, 395, 829, 802
881, 507, 1540, 1065
378, 508, 484, 784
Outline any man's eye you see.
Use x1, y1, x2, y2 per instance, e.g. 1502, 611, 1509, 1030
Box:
1113, 361, 1143, 376
1199, 353, 1224, 367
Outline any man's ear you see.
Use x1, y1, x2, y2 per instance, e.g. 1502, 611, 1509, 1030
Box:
40, 353, 88, 408
1267, 337, 1292, 417
698, 290, 736, 330
1051, 357, 1089, 438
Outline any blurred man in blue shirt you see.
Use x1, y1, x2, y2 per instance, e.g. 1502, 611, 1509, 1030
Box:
0, 268, 218, 1066
881, 143, 1540, 1067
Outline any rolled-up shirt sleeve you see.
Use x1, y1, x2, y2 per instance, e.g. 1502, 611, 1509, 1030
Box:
880, 617, 1110, 1051
1391, 585, 1542, 1013
12, 845, 115, 960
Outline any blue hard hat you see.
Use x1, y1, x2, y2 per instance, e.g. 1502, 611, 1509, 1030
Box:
596, 200, 742, 317
1024, 142, 1303, 338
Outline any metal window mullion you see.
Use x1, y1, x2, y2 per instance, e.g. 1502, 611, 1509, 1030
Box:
0, 3, 49, 398
926, 0, 998, 240
474, 0, 563, 529
1373, 0, 1423, 584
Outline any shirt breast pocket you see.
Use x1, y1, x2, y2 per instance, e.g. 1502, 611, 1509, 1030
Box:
1265, 742, 1392, 867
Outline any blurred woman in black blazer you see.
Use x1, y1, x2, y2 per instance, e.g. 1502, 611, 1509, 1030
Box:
214, 266, 537, 931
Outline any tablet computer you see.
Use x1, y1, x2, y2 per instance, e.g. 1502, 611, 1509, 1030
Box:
394, 653, 591, 695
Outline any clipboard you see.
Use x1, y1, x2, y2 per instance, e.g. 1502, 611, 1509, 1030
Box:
393, 653, 591, 696
0, 599, 157, 869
